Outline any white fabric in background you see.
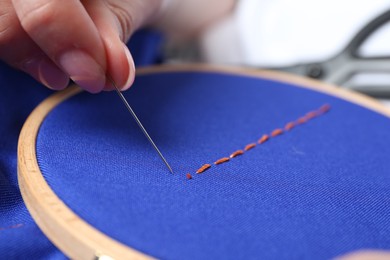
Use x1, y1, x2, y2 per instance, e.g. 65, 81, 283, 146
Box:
201, 0, 390, 66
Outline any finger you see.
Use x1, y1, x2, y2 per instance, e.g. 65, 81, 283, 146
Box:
12, 0, 107, 93
338, 250, 390, 260
83, 0, 162, 91
82, 0, 135, 91
0, 0, 69, 89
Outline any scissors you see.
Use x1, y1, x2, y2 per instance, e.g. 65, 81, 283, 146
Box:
271, 9, 390, 97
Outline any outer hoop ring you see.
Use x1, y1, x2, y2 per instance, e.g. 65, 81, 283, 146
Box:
17, 65, 390, 260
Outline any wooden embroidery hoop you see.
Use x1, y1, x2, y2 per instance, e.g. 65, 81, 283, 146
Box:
17, 65, 390, 260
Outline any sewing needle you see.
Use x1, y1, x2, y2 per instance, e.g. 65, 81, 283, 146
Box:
108, 76, 174, 174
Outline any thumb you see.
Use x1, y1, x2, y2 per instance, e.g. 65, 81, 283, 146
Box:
83, 0, 163, 91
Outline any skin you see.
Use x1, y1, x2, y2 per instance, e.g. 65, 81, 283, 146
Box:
1, 1, 390, 256
337, 250, 390, 260
0, 0, 235, 93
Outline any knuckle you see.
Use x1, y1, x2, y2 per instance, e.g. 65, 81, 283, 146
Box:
107, 2, 134, 41
0, 6, 18, 45
18, 1, 56, 34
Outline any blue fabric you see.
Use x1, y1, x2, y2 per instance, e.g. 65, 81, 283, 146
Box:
0, 62, 65, 259
36, 71, 390, 259
0, 30, 162, 259
128, 30, 163, 67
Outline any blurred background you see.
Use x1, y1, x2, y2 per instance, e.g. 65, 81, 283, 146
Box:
163, 0, 390, 106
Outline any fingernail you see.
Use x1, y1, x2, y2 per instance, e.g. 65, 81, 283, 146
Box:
58, 49, 105, 93
121, 43, 135, 91
23, 57, 69, 90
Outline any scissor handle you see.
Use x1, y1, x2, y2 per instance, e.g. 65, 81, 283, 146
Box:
344, 9, 390, 58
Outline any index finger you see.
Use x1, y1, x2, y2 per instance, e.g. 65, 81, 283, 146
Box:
12, 0, 107, 93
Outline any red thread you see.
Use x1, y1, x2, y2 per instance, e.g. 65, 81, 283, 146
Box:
296, 117, 307, 124
258, 134, 269, 144
196, 164, 211, 174
318, 104, 331, 114
244, 143, 256, 151
305, 111, 317, 120
214, 157, 230, 165
0, 224, 23, 231
230, 150, 244, 158
271, 128, 283, 137
284, 122, 295, 131
187, 104, 331, 179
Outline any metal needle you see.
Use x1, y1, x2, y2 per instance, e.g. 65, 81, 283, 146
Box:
108, 76, 174, 174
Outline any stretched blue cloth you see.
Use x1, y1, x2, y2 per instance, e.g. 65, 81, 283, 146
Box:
34, 70, 390, 259
0, 62, 61, 259
0, 30, 162, 259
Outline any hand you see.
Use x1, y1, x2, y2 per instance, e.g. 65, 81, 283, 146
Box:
0, 0, 234, 93
0, 0, 162, 93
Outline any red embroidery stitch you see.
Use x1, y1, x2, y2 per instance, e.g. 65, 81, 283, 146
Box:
296, 117, 307, 124
214, 157, 230, 165
271, 128, 283, 137
0, 224, 23, 231
196, 164, 211, 174
318, 104, 331, 114
244, 143, 256, 151
230, 150, 244, 158
188, 104, 331, 179
258, 134, 269, 144
284, 122, 295, 131
305, 111, 317, 120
